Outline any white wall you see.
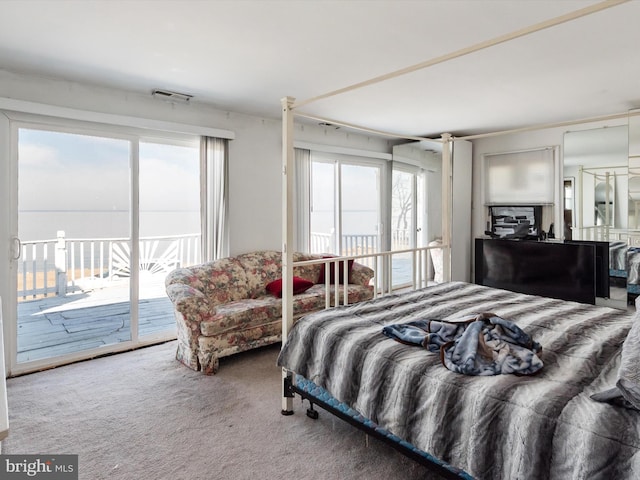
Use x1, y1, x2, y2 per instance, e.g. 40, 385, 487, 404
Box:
0, 70, 394, 256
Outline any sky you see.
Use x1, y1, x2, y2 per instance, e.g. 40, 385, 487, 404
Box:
18, 128, 199, 213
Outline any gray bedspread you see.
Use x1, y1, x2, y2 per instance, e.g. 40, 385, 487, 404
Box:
277, 281, 640, 480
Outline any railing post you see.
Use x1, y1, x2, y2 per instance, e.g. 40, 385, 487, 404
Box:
55, 230, 67, 296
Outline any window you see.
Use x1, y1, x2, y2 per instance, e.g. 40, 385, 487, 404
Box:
309, 152, 382, 257
304, 149, 432, 290
484, 148, 555, 204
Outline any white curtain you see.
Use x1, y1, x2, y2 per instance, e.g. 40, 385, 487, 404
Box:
200, 137, 229, 261
294, 148, 311, 252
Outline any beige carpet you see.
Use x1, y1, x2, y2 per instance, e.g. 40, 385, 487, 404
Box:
3, 341, 444, 480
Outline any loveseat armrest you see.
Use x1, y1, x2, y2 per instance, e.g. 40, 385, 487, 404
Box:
166, 283, 216, 321
350, 262, 375, 286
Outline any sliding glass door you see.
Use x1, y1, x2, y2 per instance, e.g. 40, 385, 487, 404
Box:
390, 164, 430, 288
309, 154, 382, 258
17, 128, 133, 365
12, 124, 201, 374
138, 141, 201, 339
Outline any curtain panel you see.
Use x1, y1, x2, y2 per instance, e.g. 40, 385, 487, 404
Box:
200, 137, 229, 261
294, 148, 311, 252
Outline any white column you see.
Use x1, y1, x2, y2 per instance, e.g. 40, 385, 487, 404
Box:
281, 96, 295, 413
441, 133, 452, 282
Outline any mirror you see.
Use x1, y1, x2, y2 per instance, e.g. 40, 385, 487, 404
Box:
629, 113, 640, 230
392, 141, 442, 284
563, 125, 628, 309
627, 112, 640, 303
564, 126, 628, 238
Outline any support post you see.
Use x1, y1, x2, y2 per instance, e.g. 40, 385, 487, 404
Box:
55, 230, 67, 296
441, 134, 452, 282
281, 96, 295, 414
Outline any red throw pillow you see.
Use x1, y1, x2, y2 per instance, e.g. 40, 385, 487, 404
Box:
266, 276, 314, 298
317, 258, 354, 285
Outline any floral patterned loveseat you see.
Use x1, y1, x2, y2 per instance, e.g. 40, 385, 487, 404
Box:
165, 250, 375, 374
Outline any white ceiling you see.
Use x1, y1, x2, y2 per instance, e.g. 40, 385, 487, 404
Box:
0, 0, 639, 139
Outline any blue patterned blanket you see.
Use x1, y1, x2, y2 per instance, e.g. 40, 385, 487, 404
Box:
382, 313, 543, 375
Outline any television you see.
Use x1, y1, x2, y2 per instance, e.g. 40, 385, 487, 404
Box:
475, 238, 596, 304
488, 205, 542, 240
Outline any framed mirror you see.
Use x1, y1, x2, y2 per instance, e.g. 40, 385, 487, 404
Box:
626, 111, 640, 304
563, 125, 628, 309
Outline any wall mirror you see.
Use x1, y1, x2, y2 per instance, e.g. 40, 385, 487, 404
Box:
563, 125, 628, 240
563, 124, 629, 309
629, 113, 640, 230
626, 111, 640, 302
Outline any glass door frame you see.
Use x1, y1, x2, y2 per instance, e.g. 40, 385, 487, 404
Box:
5, 116, 199, 376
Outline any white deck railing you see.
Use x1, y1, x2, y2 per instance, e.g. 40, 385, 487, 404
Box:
18, 231, 201, 300
310, 231, 411, 257
18, 230, 429, 300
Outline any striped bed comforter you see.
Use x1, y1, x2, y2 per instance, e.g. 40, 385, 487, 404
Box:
277, 281, 640, 480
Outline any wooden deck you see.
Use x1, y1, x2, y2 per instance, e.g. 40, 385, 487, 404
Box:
17, 279, 175, 363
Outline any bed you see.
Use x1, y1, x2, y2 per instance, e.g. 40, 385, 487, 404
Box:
278, 5, 640, 478
277, 281, 640, 479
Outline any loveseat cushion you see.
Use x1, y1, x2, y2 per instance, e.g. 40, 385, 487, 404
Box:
200, 297, 283, 336
199, 284, 374, 337
199, 293, 324, 337
303, 284, 375, 307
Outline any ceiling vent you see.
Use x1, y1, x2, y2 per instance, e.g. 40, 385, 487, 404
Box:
152, 89, 193, 104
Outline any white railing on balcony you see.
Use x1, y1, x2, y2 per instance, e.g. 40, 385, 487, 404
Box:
391, 229, 411, 250
310, 230, 412, 255
18, 231, 201, 300
310, 232, 380, 256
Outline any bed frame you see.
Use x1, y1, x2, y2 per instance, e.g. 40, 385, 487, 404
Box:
278, 3, 638, 476
282, 372, 473, 480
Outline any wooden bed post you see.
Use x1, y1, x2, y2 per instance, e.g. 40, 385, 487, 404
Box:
441, 133, 452, 282
281, 96, 295, 414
